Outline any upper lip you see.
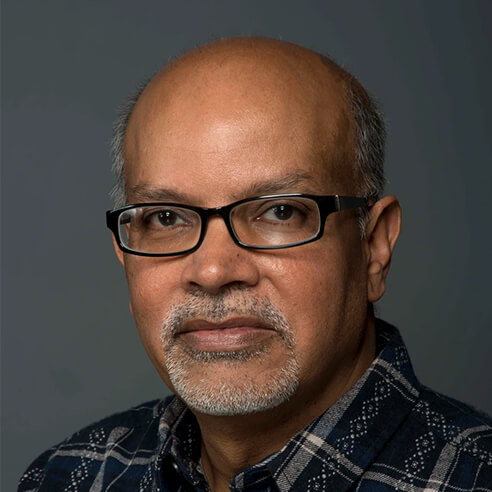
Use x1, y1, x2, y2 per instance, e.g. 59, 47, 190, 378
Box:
178, 316, 275, 334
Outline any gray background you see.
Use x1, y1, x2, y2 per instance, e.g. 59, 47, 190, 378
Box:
2, 1, 491, 489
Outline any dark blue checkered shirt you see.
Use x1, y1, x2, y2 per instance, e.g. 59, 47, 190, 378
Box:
19, 320, 492, 491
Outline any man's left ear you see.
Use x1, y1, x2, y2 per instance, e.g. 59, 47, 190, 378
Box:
364, 195, 402, 303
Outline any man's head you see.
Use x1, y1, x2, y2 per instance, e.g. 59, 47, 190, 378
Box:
108, 37, 401, 419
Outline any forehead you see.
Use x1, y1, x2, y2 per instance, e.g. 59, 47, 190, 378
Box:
124, 43, 356, 203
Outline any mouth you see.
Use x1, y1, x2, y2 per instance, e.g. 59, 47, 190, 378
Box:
176, 316, 277, 352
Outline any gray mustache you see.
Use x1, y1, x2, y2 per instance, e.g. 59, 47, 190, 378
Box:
161, 295, 295, 348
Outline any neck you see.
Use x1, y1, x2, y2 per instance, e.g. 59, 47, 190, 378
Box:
194, 316, 376, 492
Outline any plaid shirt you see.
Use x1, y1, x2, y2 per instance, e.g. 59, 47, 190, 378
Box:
19, 320, 492, 491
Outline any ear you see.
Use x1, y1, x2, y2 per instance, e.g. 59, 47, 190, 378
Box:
364, 195, 401, 303
111, 234, 126, 267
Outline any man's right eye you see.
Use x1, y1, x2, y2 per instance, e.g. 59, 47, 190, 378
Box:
143, 209, 187, 228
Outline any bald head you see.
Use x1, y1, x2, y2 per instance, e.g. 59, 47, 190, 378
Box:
111, 37, 385, 209
146, 37, 352, 104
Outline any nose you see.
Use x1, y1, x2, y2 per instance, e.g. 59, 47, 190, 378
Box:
180, 215, 260, 294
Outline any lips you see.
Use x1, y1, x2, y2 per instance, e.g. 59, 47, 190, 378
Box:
179, 316, 274, 333
177, 317, 276, 352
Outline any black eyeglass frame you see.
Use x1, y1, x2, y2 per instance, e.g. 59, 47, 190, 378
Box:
106, 193, 368, 257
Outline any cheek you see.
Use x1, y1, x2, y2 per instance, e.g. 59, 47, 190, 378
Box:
266, 238, 359, 311
124, 258, 179, 356
127, 265, 164, 321
124, 258, 188, 389
266, 236, 367, 374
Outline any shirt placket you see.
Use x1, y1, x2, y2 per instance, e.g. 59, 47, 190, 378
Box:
230, 466, 277, 492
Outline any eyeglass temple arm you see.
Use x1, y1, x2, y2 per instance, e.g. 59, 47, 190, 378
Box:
336, 196, 369, 211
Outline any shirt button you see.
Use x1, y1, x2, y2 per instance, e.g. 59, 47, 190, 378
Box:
172, 462, 179, 471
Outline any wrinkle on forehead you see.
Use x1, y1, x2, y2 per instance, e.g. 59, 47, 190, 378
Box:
125, 37, 359, 195
128, 170, 324, 206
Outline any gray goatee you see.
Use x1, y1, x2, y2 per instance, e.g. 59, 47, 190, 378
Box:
160, 292, 300, 416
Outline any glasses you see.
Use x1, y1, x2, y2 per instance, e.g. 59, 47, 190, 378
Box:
106, 194, 368, 257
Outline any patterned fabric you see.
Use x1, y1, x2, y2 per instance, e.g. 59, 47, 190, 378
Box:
19, 320, 492, 491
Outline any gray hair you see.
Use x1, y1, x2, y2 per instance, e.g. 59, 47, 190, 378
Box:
349, 84, 386, 202
109, 68, 387, 229
110, 79, 150, 209
347, 81, 387, 234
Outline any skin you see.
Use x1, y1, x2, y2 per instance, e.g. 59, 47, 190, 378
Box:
113, 38, 401, 492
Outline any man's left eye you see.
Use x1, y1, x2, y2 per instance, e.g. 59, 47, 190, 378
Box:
264, 204, 296, 221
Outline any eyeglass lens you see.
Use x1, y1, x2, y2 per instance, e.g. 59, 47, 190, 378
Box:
231, 197, 320, 246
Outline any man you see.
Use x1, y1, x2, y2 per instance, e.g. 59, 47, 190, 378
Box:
20, 37, 492, 491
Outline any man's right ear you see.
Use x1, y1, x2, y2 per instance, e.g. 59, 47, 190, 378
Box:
112, 235, 125, 267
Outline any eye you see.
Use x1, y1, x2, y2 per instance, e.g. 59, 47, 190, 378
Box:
156, 210, 184, 226
262, 204, 296, 221
256, 200, 310, 225
142, 208, 189, 229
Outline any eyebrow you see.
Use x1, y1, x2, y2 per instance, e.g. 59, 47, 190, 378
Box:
128, 170, 321, 205
128, 185, 190, 203
238, 171, 320, 198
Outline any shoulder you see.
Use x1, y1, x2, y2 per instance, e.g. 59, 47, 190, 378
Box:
18, 397, 175, 491
412, 386, 492, 462
361, 386, 492, 490
375, 319, 492, 465
45, 397, 170, 449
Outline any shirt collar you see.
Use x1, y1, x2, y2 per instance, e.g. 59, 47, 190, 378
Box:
156, 319, 421, 491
